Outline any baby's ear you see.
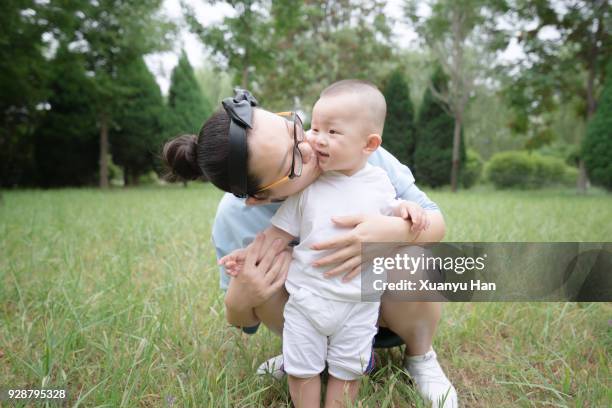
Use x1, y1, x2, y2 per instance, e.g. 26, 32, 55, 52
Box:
364, 134, 382, 153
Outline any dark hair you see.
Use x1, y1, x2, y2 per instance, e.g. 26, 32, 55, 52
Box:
161, 108, 263, 196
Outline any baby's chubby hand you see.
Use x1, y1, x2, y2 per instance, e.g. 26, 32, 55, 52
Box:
218, 248, 247, 277
393, 201, 430, 233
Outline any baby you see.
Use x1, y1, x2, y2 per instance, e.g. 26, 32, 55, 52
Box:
223, 80, 428, 407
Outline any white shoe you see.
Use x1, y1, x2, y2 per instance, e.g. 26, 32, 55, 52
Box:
256, 354, 285, 380
404, 348, 458, 408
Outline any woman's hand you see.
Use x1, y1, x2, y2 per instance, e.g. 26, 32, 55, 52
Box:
310, 211, 445, 282
225, 234, 291, 311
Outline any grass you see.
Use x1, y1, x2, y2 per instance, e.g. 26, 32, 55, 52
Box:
1, 185, 611, 407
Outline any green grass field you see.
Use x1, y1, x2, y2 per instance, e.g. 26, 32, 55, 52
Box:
1, 185, 611, 407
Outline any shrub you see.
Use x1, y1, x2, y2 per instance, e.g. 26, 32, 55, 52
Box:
533, 155, 568, 186
461, 149, 483, 188
486, 151, 535, 188
562, 166, 579, 187
486, 151, 572, 189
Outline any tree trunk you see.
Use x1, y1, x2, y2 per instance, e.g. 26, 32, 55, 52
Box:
450, 116, 462, 193
99, 113, 109, 189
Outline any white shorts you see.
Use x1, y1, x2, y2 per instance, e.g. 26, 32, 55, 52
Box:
282, 287, 380, 381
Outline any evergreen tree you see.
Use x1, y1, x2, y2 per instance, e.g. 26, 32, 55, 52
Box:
382, 69, 416, 166
34, 46, 98, 187
111, 57, 168, 185
583, 62, 612, 191
414, 67, 465, 187
168, 51, 212, 135
0, 0, 49, 186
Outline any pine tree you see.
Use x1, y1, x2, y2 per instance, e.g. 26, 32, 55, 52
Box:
34, 46, 99, 187
382, 69, 416, 166
111, 57, 168, 185
168, 51, 213, 135
413, 67, 465, 187
583, 62, 612, 191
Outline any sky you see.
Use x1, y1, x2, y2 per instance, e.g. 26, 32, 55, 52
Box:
145, 0, 525, 95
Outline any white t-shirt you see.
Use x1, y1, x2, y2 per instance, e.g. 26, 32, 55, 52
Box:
271, 163, 398, 302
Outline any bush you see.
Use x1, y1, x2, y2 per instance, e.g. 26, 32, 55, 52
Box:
562, 166, 579, 187
461, 149, 483, 188
486, 151, 573, 189
486, 151, 536, 189
533, 155, 568, 186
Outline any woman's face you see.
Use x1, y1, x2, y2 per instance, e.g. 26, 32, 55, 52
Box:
246, 109, 321, 205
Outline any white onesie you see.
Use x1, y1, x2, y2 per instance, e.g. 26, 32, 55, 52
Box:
271, 163, 398, 380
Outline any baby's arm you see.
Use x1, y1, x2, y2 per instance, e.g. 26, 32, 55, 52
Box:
219, 226, 295, 276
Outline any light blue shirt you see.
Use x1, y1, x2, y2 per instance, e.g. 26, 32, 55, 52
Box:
212, 146, 441, 290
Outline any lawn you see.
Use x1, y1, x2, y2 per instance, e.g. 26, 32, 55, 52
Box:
1, 185, 611, 407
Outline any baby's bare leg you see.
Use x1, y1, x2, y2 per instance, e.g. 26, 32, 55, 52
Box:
324, 376, 360, 408
288, 375, 321, 408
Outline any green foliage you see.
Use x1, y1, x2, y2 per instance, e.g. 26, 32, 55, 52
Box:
0, 0, 50, 186
503, 0, 611, 182
33, 47, 99, 187
111, 57, 168, 185
486, 151, 572, 189
583, 62, 612, 191
487, 151, 536, 189
413, 68, 466, 187
188, 1, 394, 111
195, 65, 233, 106
461, 149, 483, 188
168, 51, 212, 135
382, 70, 416, 166
184, 0, 272, 91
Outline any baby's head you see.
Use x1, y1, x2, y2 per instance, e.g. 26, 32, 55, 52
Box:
310, 80, 386, 175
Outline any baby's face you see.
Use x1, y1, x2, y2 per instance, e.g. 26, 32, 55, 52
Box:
310, 95, 370, 174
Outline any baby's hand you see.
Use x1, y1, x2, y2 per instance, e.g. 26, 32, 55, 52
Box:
394, 201, 430, 233
218, 248, 247, 277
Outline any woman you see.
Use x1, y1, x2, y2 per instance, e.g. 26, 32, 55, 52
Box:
162, 89, 457, 407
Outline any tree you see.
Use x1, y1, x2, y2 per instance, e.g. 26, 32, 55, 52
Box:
185, 0, 272, 90
168, 51, 213, 135
582, 61, 612, 190
33, 46, 99, 187
51, 0, 173, 188
195, 64, 234, 106
382, 69, 416, 166
504, 0, 612, 193
406, 0, 503, 192
187, 1, 394, 111
413, 67, 466, 187
111, 57, 168, 185
0, 1, 49, 186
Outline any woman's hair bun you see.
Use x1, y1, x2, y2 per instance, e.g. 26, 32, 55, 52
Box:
161, 134, 204, 181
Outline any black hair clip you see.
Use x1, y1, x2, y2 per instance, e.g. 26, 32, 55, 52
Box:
222, 89, 259, 198
222, 89, 258, 128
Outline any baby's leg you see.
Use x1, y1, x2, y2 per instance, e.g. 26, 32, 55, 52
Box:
288, 375, 321, 408
326, 302, 379, 407
283, 290, 327, 407
324, 376, 359, 408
